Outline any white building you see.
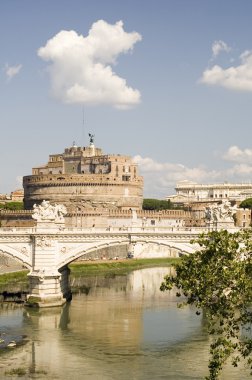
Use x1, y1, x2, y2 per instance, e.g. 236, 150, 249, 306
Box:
166, 180, 252, 204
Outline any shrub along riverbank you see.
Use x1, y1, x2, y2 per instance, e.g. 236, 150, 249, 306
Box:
0, 258, 179, 290
69, 257, 179, 277
0, 271, 29, 292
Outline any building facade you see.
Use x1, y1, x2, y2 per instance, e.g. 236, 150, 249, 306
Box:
23, 141, 143, 212
166, 180, 252, 204
10, 189, 24, 202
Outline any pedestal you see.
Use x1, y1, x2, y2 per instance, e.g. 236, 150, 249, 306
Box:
26, 267, 71, 308
216, 221, 236, 230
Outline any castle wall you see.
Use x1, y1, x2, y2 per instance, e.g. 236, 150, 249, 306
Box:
23, 173, 143, 211
24, 144, 143, 212
0, 208, 191, 229
0, 210, 35, 227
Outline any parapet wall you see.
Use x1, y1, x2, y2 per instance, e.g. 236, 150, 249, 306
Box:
0, 210, 35, 227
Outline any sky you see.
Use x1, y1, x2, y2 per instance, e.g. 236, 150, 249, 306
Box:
1, 0, 252, 198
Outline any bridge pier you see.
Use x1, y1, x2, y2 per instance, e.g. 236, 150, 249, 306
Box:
26, 266, 71, 308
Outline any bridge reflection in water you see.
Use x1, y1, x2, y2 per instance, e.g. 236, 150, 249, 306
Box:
0, 268, 250, 380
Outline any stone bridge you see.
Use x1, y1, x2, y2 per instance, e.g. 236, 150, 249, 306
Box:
0, 224, 202, 307
0, 200, 239, 307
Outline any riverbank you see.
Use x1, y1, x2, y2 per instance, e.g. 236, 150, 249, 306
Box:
0, 258, 180, 292
0, 271, 29, 293
70, 257, 179, 277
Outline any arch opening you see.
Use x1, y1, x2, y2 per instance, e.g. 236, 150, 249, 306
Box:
0, 248, 31, 271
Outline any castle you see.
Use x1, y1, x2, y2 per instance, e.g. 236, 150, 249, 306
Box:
23, 137, 143, 213
20, 139, 191, 229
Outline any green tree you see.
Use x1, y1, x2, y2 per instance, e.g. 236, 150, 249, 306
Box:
160, 229, 252, 380
0, 202, 24, 210
143, 198, 181, 211
239, 198, 252, 210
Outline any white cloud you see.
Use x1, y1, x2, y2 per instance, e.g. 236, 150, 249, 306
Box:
226, 164, 252, 176
200, 50, 252, 91
212, 40, 231, 58
222, 146, 252, 164
4, 63, 22, 80
38, 20, 142, 109
134, 148, 252, 198
134, 155, 221, 197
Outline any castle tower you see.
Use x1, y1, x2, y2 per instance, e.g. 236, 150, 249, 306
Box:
23, 141, 143, 212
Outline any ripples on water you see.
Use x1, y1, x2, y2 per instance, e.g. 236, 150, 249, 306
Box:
0, 267, 251, 379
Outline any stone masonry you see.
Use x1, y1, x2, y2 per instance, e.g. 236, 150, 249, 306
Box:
23, 141, 143, 212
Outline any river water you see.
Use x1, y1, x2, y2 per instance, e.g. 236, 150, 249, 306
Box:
0, 267, 251, 379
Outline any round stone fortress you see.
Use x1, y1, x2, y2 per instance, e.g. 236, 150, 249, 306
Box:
23, 139, 143, 212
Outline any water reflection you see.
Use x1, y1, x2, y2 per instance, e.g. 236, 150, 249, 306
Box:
0, 268, 251, 379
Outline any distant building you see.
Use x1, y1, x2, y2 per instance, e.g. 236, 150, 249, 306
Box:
166, 180, 252, 204
23, 140, 144, 212
10, 189, 24, 202
0, 189, 23, 204
235, 208, 252, 228
0, 194, 8, 201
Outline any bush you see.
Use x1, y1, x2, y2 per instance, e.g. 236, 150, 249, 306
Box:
0, 202, 24, 210
142, 198, 181, 211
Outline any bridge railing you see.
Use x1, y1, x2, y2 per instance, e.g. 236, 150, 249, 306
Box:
0, 225, 241, 235
0, 225, 240, 235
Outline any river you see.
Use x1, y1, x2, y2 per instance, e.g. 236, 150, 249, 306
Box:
0, 267, 251, 379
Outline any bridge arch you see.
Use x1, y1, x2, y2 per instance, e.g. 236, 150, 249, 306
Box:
57, 237, 196, 270
130, 239, 195, 259
57, 239, 129, 269
0, 244, 32, 270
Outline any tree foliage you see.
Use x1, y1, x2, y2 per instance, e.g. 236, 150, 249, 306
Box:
160, 229, 252, 380
143, 198, 182, 211
0, 202, 24, 210
239, 198, 252, 210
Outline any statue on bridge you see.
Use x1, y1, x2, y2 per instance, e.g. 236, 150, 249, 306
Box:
205, 201, 237, 227
32, 201, 67, 223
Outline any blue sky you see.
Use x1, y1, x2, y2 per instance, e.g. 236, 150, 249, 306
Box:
1, 0, 252, 198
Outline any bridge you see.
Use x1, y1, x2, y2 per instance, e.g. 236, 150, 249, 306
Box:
0, 221, 203, 307
0, 195, 242, 309
2, 200, 238, 308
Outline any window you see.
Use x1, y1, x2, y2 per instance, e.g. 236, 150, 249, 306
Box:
122, 175, 130, 181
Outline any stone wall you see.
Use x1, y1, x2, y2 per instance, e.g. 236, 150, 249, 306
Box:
24, 144, 143, 212
0, 208, 192, 229
0, 210, 35, 227
23, 174, 143, 211
77, 245, 128, 261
